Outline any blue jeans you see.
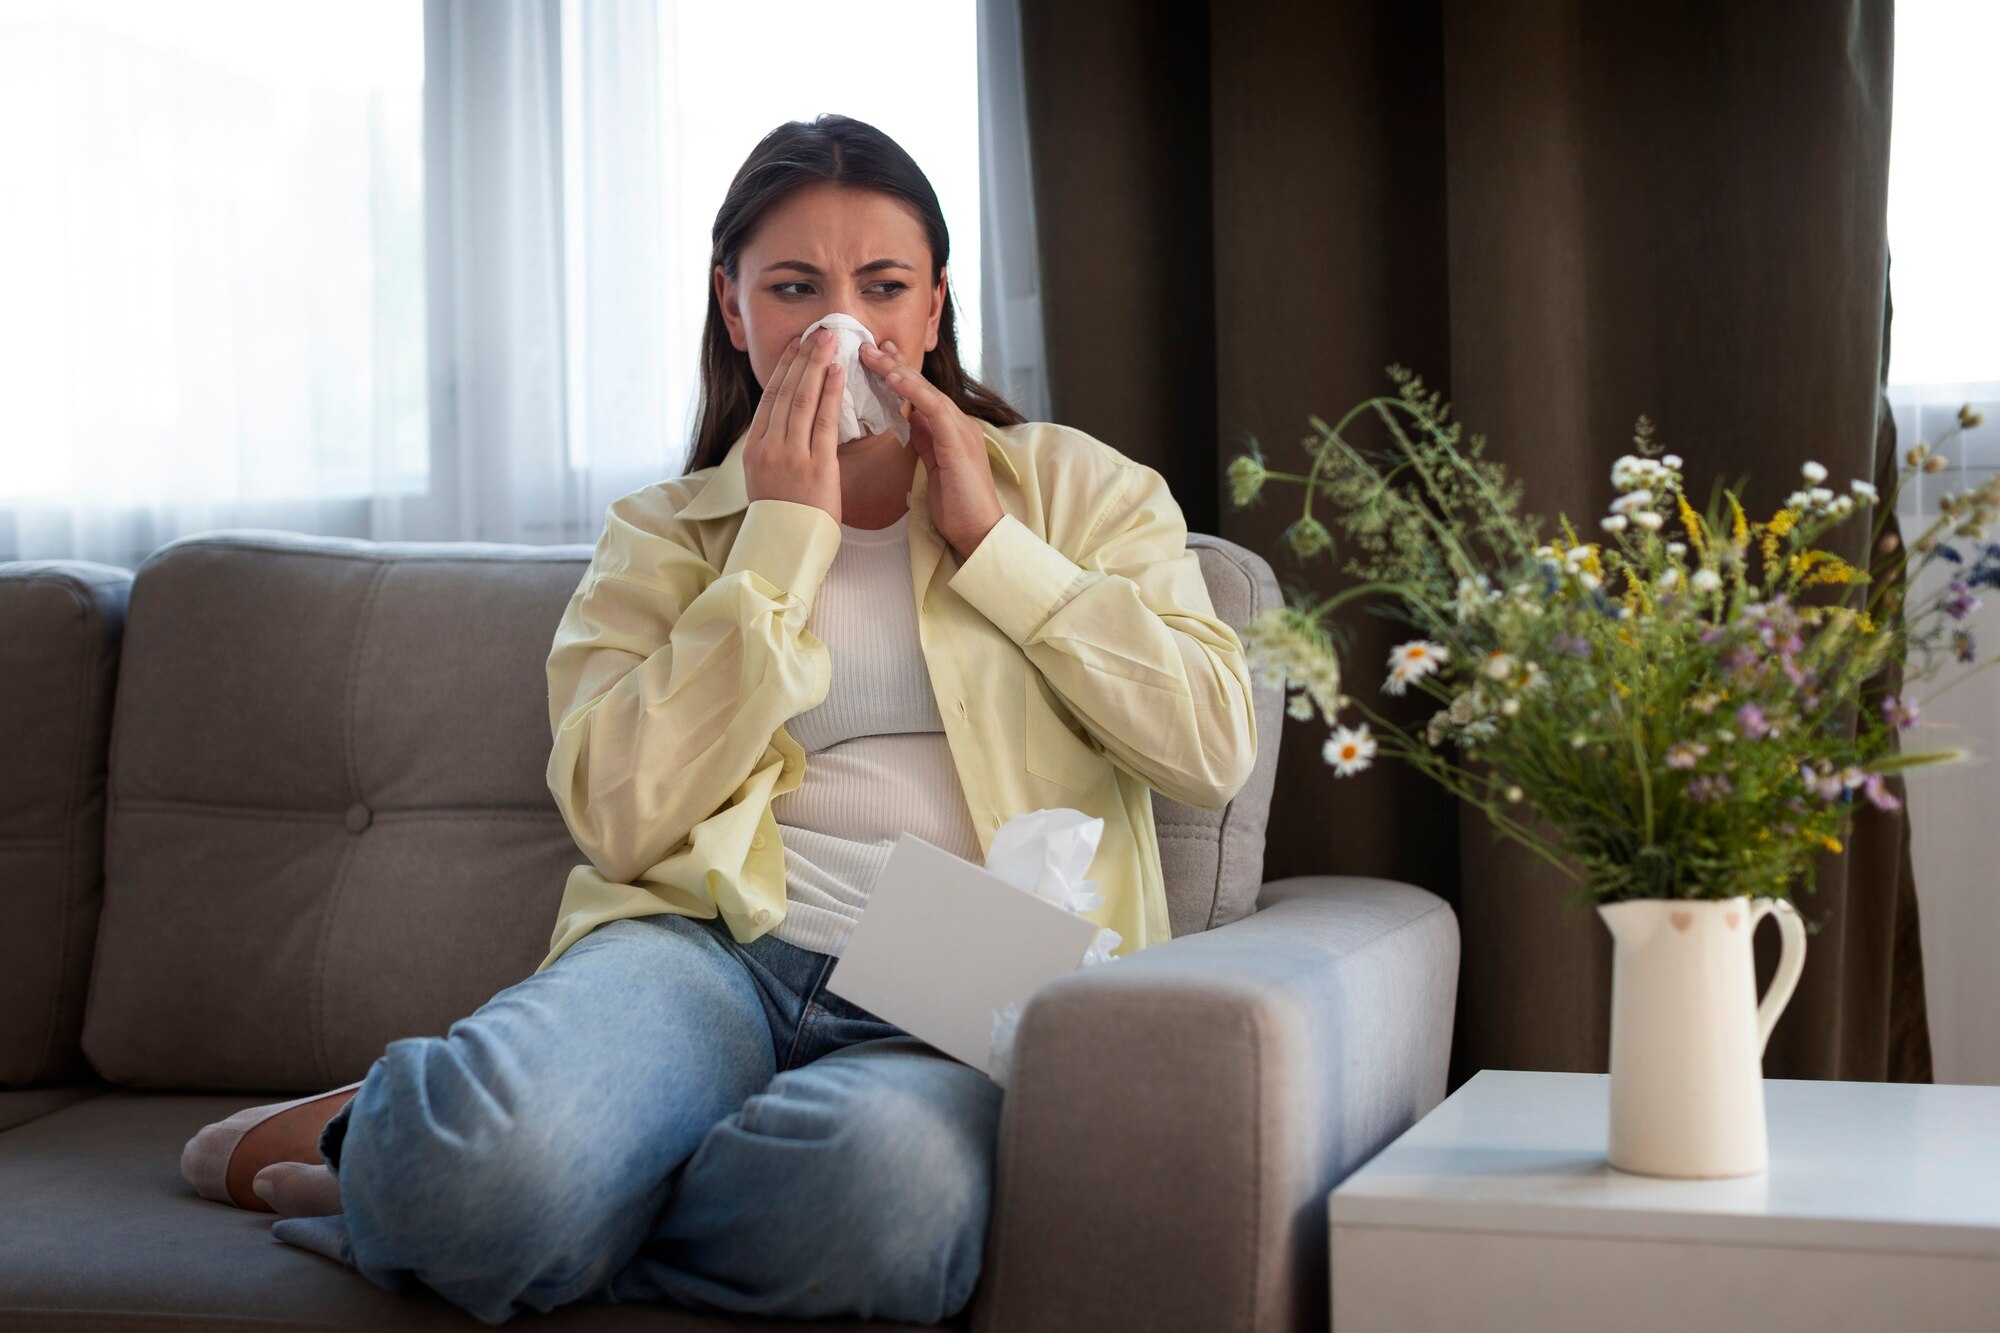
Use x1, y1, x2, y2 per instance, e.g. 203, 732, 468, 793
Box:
267, 912, 1004, 1326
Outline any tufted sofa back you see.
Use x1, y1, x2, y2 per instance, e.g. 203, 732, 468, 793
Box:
2, 529, 1280, 1092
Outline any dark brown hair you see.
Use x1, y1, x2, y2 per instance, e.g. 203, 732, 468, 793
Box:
687, 113, 1026, 474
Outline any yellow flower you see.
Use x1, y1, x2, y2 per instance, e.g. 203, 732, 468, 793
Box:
1677, 493, 1709, 558
1728, 493, 1751, 549
1822, 835, 1844, 854
1803, 564, 1856, 587
1760, 508, 1798, 572
1614, 679, 1633, 698
1788, 549, 1856, 586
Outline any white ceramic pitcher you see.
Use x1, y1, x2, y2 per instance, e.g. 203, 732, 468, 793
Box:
1596, 895, 1808, 1178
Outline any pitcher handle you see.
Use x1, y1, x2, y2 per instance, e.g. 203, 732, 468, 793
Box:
1749, 897, 1808, 1058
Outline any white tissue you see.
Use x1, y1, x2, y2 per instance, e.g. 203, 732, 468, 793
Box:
982, 807, 1123, 1087
800, 312, 913, 448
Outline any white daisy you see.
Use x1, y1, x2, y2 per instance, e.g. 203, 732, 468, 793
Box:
1384, 640, 1449, 695
1323, 724, 1377, 776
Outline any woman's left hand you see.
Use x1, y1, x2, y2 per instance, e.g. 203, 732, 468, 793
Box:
861, 338, 1005, 562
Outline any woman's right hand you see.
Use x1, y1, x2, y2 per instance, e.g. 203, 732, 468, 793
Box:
743, 326, 844, 524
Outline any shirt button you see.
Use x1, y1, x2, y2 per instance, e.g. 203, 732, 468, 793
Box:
752, 832, 766, 850
754, 908, 772, 925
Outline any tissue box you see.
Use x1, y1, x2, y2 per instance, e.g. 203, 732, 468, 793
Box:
824, 831, 1103, 1075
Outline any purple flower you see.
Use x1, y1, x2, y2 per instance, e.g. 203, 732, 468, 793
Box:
1881, 694, 1920, 730
1736, 702, 1772, 740
1700, 626, 1726, 645
1553, 632, 1593, 659
1687, 774, 1734, 804
1862, 772, 1902, 812
1938, 544, 1965, 565
1780, 654, 1811, 687
1718, 644, 1757, 674
1944, 581, 1982, 621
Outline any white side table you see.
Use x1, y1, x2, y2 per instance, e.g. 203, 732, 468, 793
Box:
1328, 1069, 2000, 1333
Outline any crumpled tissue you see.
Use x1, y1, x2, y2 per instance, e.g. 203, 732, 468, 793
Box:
982, 807, 1123, 1088
800, 312, 913, 448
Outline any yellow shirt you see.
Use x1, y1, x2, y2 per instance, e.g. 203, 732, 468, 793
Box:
534, 418, 1260, 976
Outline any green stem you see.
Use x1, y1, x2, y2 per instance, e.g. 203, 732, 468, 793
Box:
1304, 580, 1422, 622
1338, 694, 1584, 884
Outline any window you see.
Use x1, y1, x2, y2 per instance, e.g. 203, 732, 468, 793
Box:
0, 0, 985, 564
1887, 0, 2000, 514
603, 0, 983, 473
0, 0, 427, 509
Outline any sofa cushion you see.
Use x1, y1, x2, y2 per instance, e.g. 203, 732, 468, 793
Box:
82, 534, 590, 1092
80, 528, 1279, 1093
0, 1082, 110, 1133
0, 1089, 936, 1330
0, 561, 132, 1088
1157, 534, 1282, 937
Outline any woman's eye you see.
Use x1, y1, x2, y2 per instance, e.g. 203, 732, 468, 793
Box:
770, 282, 906, 297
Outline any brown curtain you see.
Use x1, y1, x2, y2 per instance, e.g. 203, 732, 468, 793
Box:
1018, 0, 1931, 1090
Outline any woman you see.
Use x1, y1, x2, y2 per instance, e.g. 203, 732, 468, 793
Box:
181, 113, 1258, 1327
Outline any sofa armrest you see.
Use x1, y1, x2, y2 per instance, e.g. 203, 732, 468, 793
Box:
0, 561, 132, 1089
969, 875, 1460, 1333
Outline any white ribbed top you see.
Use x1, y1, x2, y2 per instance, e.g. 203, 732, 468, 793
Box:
768, 509, 984, 956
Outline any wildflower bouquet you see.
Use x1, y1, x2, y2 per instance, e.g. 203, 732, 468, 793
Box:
1230, 367, 1993, 912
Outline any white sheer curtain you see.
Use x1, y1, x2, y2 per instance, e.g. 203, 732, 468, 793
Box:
414, 0, 677, 548
0, 1, 427, 569
0, 0, 1044, 568
977, 0, 1052, 423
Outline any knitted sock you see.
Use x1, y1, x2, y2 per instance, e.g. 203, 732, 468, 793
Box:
180, 1081, 361, 1213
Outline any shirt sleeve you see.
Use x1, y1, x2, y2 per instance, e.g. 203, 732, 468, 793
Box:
545, 494, 842, 885
947, 460, 1259, 809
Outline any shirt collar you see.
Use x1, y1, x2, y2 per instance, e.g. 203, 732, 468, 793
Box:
676, 418, 1021, 521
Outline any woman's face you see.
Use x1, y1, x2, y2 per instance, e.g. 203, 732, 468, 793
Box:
716, 182, 947, 394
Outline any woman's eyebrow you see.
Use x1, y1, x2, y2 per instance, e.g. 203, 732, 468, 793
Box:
761, 259, 915, 276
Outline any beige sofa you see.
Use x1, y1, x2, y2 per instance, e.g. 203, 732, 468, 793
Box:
0, 529, 1460, 1332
